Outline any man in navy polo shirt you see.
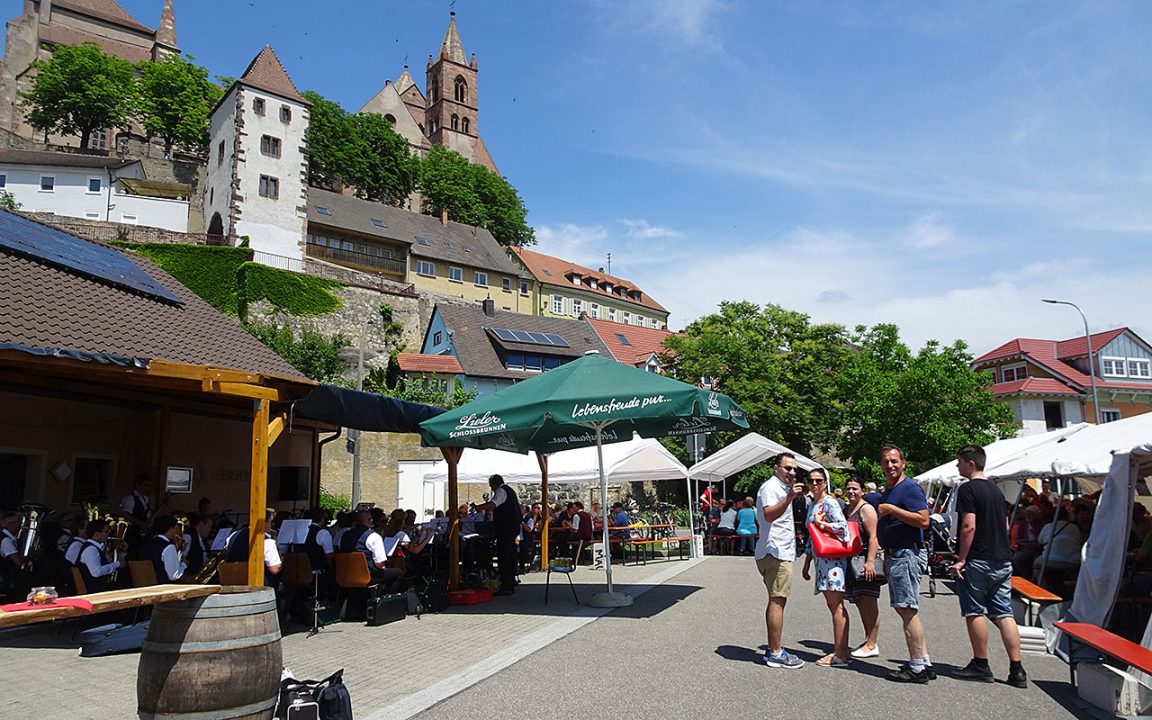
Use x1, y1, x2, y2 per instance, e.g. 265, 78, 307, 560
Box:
876, 445, 932, 683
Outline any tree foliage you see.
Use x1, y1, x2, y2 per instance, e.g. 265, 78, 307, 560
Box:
244, 322, 349, 384
419, 145, 535, 247
664, 302, 1016, 481
302, 91, 419, 205
136, 54, 221, 154
22, 43, 136, 148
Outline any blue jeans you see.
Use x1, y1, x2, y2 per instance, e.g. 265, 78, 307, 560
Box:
957, 559, 1014, 619
885, 547, 926, 609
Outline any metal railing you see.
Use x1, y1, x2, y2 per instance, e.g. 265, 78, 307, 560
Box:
305, 243, 407, 276
250, 250, 306, 273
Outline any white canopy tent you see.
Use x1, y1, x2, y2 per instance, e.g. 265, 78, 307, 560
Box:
991, 412, 1152, 483
422, 435, 688, 485
915, 423, 1091, 488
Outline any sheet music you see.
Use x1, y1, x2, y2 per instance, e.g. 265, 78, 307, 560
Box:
209, 528, 230, 552
278, 519, 311, 545
383, 536, 401, 558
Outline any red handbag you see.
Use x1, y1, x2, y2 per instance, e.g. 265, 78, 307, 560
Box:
809, 518, 862, 559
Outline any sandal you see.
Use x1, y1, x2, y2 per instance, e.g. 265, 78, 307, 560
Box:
816, 654, 850, 667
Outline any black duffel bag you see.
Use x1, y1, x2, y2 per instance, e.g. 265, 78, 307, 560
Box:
279, 668, 352, 720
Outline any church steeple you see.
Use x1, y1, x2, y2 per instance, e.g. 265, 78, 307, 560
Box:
151, 0, 179, 60
425, 11, 478, 143
438, 11, 467, 65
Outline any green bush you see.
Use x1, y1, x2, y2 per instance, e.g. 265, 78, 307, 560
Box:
319, 485, 351, 514
241, 262, 343, 316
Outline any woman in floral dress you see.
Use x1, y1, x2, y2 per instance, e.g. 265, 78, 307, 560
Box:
802, 467, 852, 667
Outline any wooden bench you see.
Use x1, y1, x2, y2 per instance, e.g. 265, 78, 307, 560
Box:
1011, 576, 1063, 625
624, 537, 692, 565
1055, 621, 1152, 686
0, 584, 221, 630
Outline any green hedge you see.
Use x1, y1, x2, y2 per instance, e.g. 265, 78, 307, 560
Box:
240, 262, 343, 316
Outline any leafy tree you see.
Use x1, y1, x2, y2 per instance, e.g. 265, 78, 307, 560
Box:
136, 54, 222, 155
0, 191, 20, 211
363, 365, 476, 410
303, 91, 419, 205
21, 43, 136, 148
419, 145, 535, 247
244, 322, 349, 384
318, 486, 352, 514
662, 300, 851, 452
836, 324, 1016, 480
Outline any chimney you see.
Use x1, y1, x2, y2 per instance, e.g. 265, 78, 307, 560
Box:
440, 209, 448, 226
482, 297, 495, 317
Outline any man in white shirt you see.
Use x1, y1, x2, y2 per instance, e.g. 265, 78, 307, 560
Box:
138, 515, 186, 583
0, 512, 25, 591
756, 453, 805, 669
76, 519, 120, 593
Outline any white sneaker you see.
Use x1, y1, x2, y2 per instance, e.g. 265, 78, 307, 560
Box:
850, 645, 880, 659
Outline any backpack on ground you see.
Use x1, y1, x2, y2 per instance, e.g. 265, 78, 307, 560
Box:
278, 669, 352, 720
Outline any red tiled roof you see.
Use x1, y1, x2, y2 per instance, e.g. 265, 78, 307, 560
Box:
54, 0, 153, 34
511, 247, 668, 314
1056, 328, 1129, 359
397, 353, 462, 374
992, 378, 1081, 397
973, 338, 1092, 387
587, 318, 673, 365
240, 46, 307, 105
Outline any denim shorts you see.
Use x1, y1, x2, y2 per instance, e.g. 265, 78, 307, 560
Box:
956, 559, 1013, 619
885, 547, 925, 609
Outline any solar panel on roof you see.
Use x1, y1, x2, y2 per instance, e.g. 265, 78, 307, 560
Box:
526, 331, 550, 344
510, 330, 535, 343
316, 206, 331, 215
544, 333, 569, 347
0, 211, 183, 305
492, 328, 517, 341
371, 218, 385, 227
616, 333, 632, 346
489, 327, 571, 349
416, 236, 429, 246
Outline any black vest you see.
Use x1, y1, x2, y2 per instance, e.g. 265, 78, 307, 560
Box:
185, 533, 207, 576
139, 535, 174, 583
341, 526, 370, 554
225, 529, 277, 587
303, 524, 330, 572
77, 540, 111, 593
128, 492, 150, 522
493, 484, 521, 537
65, 537, 86, 566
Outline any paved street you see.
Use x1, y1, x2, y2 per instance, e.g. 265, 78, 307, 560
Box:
0, 555, 1105, 719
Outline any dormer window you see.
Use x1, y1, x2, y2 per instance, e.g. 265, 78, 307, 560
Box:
570, 274, 581, 286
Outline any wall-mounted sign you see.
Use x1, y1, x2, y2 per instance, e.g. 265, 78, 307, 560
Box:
165, 467, 193, 494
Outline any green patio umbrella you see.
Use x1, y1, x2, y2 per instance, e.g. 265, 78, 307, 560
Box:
419, 352, 749, 606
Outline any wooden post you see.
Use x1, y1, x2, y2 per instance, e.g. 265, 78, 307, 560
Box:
536, 452, 549, 568
441, 446, 463, 590
248, 398, 269, 586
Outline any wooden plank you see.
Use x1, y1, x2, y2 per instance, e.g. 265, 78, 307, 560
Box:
268, 414, 286, 445
1011, 576, 1063, 603
1055, 621, 1152, 675
442, 446, 463, 591
0, 585, 221, 629
249, 399, 270, 586
216, 382, 285, 401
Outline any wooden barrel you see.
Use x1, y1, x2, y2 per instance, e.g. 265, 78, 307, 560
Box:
137, 586, 282, 720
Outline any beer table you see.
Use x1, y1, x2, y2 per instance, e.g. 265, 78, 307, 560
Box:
0, 584, 221, 629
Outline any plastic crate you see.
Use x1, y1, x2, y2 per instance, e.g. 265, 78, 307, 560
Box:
448, 588, 493, 605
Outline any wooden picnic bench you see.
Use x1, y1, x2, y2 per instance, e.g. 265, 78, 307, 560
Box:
0, 584, 222, 630
1054, 621, 1152, 686
623, 536, 693, 565
1011, 576, 1063, 625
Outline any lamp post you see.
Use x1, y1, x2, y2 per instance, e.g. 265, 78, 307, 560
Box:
1042, 299, 1102, 424
351, 319, 375, 508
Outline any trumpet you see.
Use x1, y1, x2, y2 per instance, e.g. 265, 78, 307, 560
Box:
191, 552, 224, 584
173, 514, 188, 555
104, 514, 129, 582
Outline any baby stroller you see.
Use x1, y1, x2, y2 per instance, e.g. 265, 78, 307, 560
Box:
925, 513, 956, 598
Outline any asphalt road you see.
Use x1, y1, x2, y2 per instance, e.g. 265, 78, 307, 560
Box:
415, 556, 1094, 720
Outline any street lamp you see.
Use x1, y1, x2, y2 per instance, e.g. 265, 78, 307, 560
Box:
1042, 299, 1102, 424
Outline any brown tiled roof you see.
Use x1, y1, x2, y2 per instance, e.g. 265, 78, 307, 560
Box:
53, 0, 153, 34
397, 353, 462, 374
39, 24, 152, 64
0, 148, 138, 170
433, 303, 612, 380
0, 211, 306, 380
511, 247, 668, 314
1056, 328, 1129, 360
587, 318, 674, 365
239, 46, 307, 105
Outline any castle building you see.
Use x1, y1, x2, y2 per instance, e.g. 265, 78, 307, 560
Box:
0, 0, 179, 148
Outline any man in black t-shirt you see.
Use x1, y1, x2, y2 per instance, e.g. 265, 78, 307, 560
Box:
951, 444, 1027, 688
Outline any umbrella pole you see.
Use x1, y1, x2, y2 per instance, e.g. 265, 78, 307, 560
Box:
441, 446, 463, 591
537, 452, 549, 569
588, 422, 632, 608
686, 473, 696, 558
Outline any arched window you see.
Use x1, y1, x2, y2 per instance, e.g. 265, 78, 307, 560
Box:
461, 117, 470, 134
383, 114, 396, 125
451, 114, 459, 130
454, 75, 468, 103
429, 77, 439, 102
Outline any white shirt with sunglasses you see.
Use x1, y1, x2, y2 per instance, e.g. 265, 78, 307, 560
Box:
756, 474, 797, 562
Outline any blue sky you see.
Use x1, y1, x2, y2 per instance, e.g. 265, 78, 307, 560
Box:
34, 0, 1152, 352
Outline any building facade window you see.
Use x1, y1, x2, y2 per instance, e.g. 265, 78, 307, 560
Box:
622, 311, 631, 324
551, 295, 564, 315
417, 260, 436, 276
1001, 364, 1027, 382
454, 75, 468, 103
1102, 409, 1122, 423
253, 97, 265, 115
507, 353, 564, 373
1042, 401, 1064, 431
572, 298, 583, 317
39, 176, 54, 191
474, 271, 488, 287
462, 117, 470, 134
607, 307, 617, 322
502, 278, 512, 292
1128, 359, 1151, 378
590, 303, 600, 319
88, 128, 108, 151
260, 135, 281, 158
449, 266, 463, 282
258, 175, 279, 199
433, 331, 443, 345
87, 178, 101, 193
451, 114, 459, 131
217, 140, 225, 165
279, 105, 292, 123
0, 174, 6, 188
1101, 357, 1127, 376
520, 281, 530, 296
121, 214, 138, 224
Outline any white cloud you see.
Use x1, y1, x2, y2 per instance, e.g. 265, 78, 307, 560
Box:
591, 0, 728, 50
621, 218, 681, 240
533, 223, 609, 259
903, 213, 955, 250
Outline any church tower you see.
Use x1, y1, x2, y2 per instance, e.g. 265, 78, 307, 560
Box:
424, 12, 496, 171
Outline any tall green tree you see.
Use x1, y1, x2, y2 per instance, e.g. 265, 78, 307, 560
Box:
836, 324, 1016, 479
662, 300, 851, 452
419, 145, 535, 247
21, 43, 136, 148
136, 54, 221, 155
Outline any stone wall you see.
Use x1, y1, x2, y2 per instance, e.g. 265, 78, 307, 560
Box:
25, 212, 212, 245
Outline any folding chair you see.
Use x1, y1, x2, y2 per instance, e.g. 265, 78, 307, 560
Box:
128, 560, 157, 587
545, 557, 579, 605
